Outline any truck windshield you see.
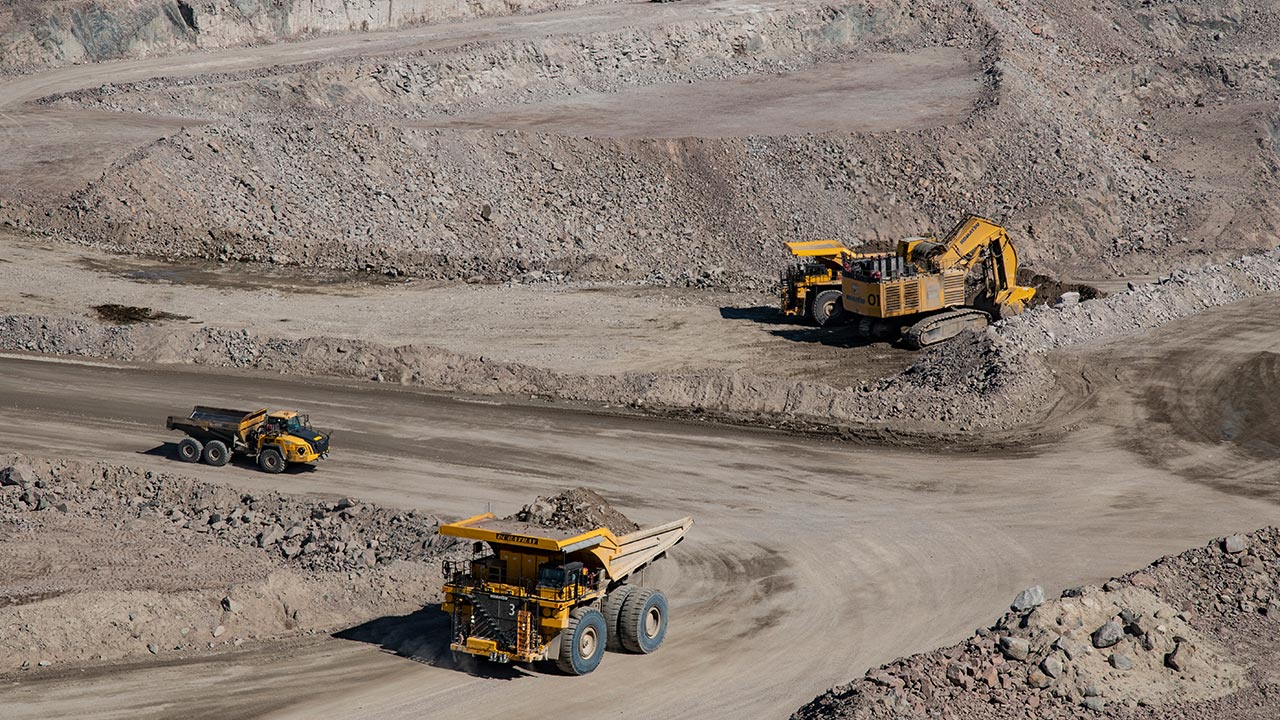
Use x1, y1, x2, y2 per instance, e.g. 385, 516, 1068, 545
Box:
283, 415, 312, 433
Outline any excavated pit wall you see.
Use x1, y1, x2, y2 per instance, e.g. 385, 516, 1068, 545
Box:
0, 0, 626, 74
0, 454, 465, 670
15, 0, 1279, 285
794, 527, 1280, 719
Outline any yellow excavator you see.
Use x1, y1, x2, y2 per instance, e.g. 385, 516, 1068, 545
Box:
779, 215, 1036, 347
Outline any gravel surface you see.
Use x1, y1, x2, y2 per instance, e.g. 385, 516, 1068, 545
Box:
0, 0, 624, 74
2, 0, 1276, 286
3, 248, 1276, 437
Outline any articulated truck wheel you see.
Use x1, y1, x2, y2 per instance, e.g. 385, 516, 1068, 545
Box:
557, 607, 607, 675
620, 588, 668, 654
258, 448, 286, 474
202, 440, 230, 467
177, 438, 202, 463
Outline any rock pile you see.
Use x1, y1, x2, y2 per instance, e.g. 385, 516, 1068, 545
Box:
0, 453, 479, 670
507, 488, 639, 536
0, 457, 458, 573
794, 527, 1280, 719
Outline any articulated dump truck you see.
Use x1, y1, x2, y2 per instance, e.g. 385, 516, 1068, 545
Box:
440, 513, 693, 675
165, 406, 331, 474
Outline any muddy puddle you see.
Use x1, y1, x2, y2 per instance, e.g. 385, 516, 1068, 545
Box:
78, 255, 413, 295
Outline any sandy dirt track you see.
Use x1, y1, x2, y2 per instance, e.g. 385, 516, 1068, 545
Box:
1, 294, 1278, 719
412, 48, 979, 138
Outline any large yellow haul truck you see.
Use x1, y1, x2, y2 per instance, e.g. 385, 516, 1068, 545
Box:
440, 513, 693, 675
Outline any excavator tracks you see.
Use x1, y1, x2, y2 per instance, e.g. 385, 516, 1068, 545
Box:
902, 309, 991, 349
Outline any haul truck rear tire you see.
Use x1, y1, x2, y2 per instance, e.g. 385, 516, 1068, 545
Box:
177, 437, 202, 463
557, 607, 607, 675
202, 440, 230, 467
620, 588, 669, 654
810, 289, 845, 327
603, 585, 635, 652
258, 448, 286, 474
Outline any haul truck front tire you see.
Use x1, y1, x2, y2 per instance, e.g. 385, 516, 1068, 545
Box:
557, 607, 607, 675
810, 289, 846, 327
258, 448, 286, 474
177, 437, 202, 463
620, 588, 669, 654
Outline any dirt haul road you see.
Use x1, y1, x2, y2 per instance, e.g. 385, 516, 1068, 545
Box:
3, 294, 1280, 720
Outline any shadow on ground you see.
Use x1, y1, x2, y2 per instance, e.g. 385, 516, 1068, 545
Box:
139, 443, 319, 475
720, 305, 888, 349
719, 305, 790, 324
334, 604, 536, 680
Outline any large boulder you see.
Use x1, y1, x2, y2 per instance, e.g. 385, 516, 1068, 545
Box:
0, 464, 35, 487
1011, 585, 1046, 611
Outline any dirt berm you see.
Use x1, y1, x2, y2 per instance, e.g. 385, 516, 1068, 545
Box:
6, 0, 1278, 286
794, 527, 1280, 719
0, 455, 465, 671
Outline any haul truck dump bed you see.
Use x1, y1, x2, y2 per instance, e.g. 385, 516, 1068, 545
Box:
441, 513, 692, 675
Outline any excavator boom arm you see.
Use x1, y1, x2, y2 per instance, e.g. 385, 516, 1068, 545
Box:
927, 216, 1006, 272
923, 215, 1035, 310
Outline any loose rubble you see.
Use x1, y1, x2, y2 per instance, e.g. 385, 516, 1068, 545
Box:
0, 456, 450, 573
794, 527, 1280, 719
0, 0, 612, 74
507, 488, 640, 536
3, 247, 1279, 440
5, 0, 1278, 287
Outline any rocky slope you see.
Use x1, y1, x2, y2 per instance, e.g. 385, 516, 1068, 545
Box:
0, 0, 622, 74
9, 0, 1277, 286
794, 527, 1280, 719
1, 247, 1276, 438
0, 455, 465, 671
